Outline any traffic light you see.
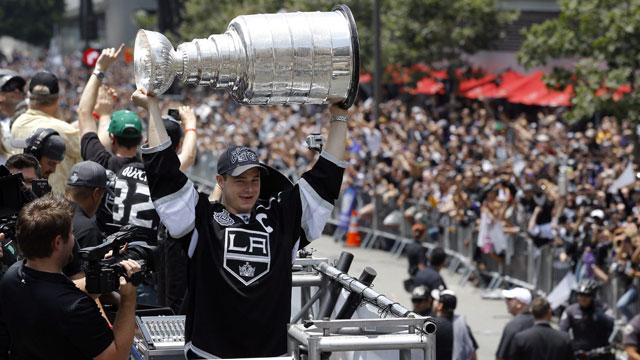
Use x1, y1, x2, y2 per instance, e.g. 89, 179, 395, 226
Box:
158, 0, 183, 34
80, 0, 98, 41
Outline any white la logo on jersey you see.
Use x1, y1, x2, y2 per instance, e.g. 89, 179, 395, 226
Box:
223, 228, 270, 286
213, 209, 235, 226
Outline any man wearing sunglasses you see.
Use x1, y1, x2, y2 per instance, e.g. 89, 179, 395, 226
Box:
11, 71, 82, 195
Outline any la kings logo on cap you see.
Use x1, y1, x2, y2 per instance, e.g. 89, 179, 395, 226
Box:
230, 147, 257, 164
70, 172, 79, 184
223, 228, 270, 286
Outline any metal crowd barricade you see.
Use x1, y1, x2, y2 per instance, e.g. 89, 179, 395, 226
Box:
290, 257, 437, 360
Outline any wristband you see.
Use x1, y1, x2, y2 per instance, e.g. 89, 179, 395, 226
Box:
92, 70, 105, 81
331, 114, 348, 123
185, 128, 197, 133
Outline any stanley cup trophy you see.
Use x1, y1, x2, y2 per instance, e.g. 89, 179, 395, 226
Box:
134, 5, 359, 109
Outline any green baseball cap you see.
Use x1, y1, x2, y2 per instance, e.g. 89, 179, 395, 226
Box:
109, 110, 142, 138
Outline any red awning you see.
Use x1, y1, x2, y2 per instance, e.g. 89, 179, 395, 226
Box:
536, 85, 573, 107
507, 72, 547, 105
488, 71, 529, 98
613, 84, 631, 101
596, 84, 631, 102
462, 82, 499, 99
458, 74, 496, 93
407, 77, 445, 95
359, 73, 372, 84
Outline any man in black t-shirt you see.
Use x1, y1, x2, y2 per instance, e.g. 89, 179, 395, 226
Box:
507, 297, 574, 360
77, 46, 141, 234
414, 246, 447, 291
496, 287, 534, 360
0, 196, 140, 359
77, 44, 140, 174
431, 289, 478, 360
62, 161, 111, 280
132, 89, 348, 359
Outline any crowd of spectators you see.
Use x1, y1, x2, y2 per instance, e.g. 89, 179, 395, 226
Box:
3, 47, 640, 329
5, 37, 640, 359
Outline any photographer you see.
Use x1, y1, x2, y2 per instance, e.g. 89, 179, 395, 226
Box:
15, 127, 67, 181
4, 153, 40, 192
65, 161, 109, 249
0, 196, 140, 360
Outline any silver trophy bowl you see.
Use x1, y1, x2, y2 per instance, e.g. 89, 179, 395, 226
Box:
134, 5, 360, 108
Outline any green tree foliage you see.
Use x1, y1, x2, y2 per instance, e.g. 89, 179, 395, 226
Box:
0, 0, 64, 47
518, 0, 640, 122
382, 0, 517, 66
179, 0, 516, 71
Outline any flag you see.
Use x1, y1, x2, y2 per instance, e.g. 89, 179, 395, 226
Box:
608, 162, 635, 193
547, 272, 577, 310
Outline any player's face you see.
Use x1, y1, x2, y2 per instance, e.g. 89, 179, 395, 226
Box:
220, 168, 261, 214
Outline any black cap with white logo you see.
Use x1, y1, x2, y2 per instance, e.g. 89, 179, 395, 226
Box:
67, 161, 109, 188
217, 145, 267, 176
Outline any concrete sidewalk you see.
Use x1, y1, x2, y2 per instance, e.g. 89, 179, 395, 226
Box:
309, 236, 510, 360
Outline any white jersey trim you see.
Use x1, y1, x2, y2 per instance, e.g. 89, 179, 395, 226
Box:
185, 341, 220, 358
292, 238, 300, 263
153, 180, 198, 238
320, 150, 348, 168
140, 139, 173, 154
187, 229, 199, 258
184, 341, 292, 359
298, 178, 333, 241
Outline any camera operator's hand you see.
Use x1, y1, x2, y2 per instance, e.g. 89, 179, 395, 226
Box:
117, 259, 141, 299
179, 105, 197, 129
95, 43, 124, 72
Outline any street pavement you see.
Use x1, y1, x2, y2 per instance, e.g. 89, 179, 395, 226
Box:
310, 236, 510, 360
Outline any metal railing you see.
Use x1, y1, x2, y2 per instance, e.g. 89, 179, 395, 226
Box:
290, 256, 436, 360
324, 192, 640, 318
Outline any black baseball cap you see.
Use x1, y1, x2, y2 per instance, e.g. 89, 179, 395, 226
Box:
28, 71, 59, 101
67, 161, 109, 189
12, 128, 66, 161
217, 145, 267, 176
411, 285, 432, 301
0, 70, 25, 92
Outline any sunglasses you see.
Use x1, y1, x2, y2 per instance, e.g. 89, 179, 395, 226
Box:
2, 80, 23, 93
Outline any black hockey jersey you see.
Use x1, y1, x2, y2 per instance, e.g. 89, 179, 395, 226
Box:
142, 142, 345, 358
112, 162, 160, 234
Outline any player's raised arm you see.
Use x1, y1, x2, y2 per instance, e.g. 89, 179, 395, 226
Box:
132, 89, 198, 239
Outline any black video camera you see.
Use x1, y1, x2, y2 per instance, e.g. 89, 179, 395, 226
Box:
79, 225, 155, 294
0, 214, 19, 267
0, 165, 39, 268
